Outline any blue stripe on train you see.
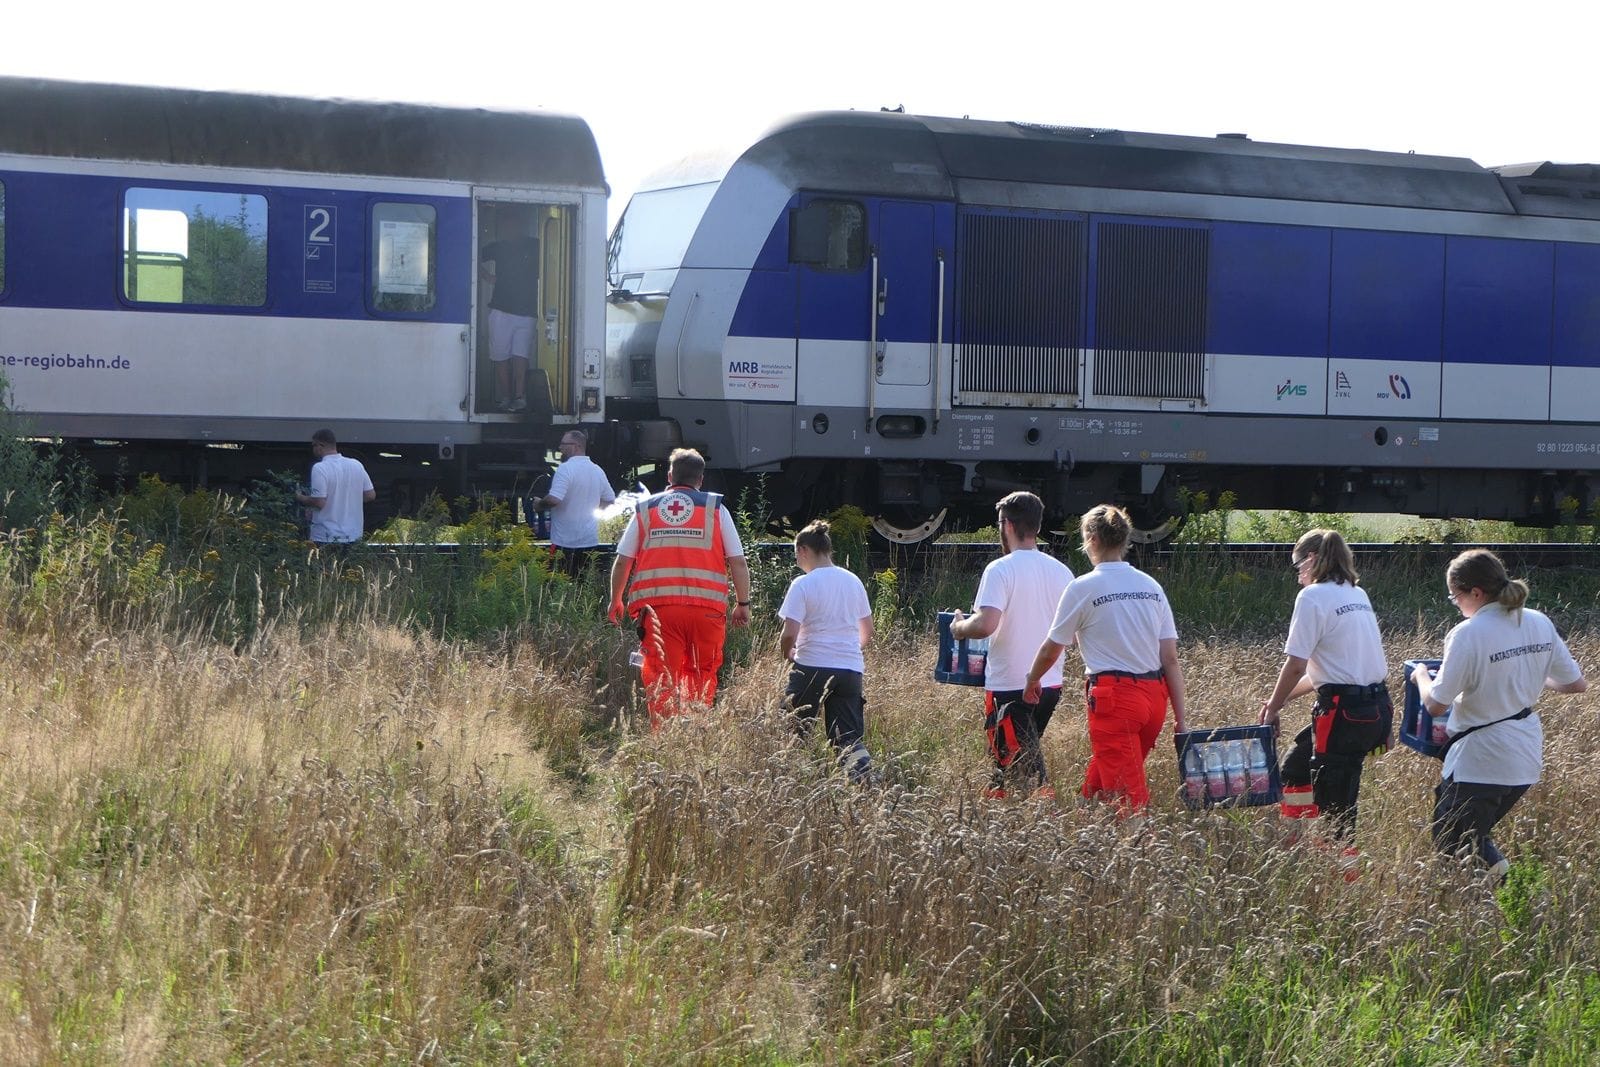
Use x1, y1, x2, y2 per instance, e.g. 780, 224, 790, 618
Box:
0, 168, 470, 322
725, 201, 1600, 369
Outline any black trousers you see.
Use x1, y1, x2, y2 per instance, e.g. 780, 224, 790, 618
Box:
1432, 778, 1529, 867
553, 545, 601, 579
785, 664, 871, 780
1281, 689, 1391, 836
985, 687, 1061, 792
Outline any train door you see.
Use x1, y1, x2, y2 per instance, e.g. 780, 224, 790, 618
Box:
472, 196, 577, 420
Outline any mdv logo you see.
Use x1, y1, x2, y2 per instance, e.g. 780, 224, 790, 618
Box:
1276, 379, 1307, 400
1388, 374, 1412, 400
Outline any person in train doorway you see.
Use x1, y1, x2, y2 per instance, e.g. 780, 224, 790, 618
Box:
947, 492, 1073, 799
294, 428, 376, 547
480, 223, 540, 413
1258, 529, 1392, 862
609, 448, 752, 728
533, 429, 616, 577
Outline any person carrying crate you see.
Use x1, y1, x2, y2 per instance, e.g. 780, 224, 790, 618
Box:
1258, 529, 1391, 843
948, 492, 1073, 799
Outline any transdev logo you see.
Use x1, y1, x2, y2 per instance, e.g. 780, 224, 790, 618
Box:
1276, 379, 1307, 400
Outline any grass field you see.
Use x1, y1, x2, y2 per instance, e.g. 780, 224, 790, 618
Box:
4, 496, 1600, 1064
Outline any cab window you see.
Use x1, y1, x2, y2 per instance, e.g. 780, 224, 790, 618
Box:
790, 199, 865, 271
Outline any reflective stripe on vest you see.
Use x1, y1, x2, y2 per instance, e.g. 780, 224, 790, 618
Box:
624, 489, 730, 610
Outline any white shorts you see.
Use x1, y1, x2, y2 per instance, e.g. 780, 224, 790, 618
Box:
488, 308, 534, 362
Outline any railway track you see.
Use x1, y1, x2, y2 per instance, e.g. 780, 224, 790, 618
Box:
362, 540, 1600, 571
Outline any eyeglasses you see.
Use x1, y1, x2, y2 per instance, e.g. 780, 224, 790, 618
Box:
1446, 590, 1461, 603
1290, 557, 1308, 571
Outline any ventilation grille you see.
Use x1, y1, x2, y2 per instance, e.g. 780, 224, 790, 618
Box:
956, 213, 1085, 397
1093, 222, 1208, 400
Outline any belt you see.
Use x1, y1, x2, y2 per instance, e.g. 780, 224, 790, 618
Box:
1316, 682, 1388, 702
1087, 670, 1164, 685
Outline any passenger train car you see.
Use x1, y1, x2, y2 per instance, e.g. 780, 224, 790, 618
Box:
605, 111, 1600, 541
0, 77, 608, 509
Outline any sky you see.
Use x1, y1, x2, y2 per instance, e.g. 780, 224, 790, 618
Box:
8, 0, 1598, 226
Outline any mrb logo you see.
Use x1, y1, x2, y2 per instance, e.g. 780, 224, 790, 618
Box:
728, 361, 762, 375
1276, 379, 1307, 400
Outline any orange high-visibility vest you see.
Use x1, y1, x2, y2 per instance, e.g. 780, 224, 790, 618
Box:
624, 487, 730, 612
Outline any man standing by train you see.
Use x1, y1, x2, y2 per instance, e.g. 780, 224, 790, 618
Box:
534, 429, 616, 576
948, 492, 1073, 798
609, 448, 752, 727
294, 428, 376, 545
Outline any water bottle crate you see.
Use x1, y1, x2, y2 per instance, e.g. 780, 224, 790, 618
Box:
1175, 725, 1281, 809
934, 611, 987, 687
1400, 658, 1448, 758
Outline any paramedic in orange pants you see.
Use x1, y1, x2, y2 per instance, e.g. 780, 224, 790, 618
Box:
1024, 504, 1187, 811
609, 448, 751, 727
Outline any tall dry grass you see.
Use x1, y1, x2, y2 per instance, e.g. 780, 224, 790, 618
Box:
3, 567, 1600, 1062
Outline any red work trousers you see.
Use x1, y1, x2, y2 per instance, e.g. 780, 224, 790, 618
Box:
1081, 675, 1169, 811
637, 603, 727, 728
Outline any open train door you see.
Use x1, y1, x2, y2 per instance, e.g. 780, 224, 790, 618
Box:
472, 195, 578, 424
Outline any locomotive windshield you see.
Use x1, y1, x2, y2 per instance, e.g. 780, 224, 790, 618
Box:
606, 182, 718, 292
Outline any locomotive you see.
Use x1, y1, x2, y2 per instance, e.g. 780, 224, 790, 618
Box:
0, 76, 608, 512
604, 110, 1600, 541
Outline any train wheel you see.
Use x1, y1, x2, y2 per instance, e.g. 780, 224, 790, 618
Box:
869, 507, 948, 546
1127, 509, 1185, 544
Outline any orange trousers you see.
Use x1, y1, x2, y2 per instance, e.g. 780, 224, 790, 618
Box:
637, 604, 727, 728
1081, 675, 1169, 811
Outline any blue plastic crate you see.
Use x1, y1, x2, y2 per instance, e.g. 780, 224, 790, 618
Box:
1175, 725, 1282, 809
934, 610, 987, 686
1401, 658, 1448, 758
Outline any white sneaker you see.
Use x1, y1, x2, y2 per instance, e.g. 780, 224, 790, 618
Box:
1488, 858, 1510, 880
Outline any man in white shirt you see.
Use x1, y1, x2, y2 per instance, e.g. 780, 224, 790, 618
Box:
294, 429, 375, 545
535, 430, 616, 576
948, 492, 1073, 798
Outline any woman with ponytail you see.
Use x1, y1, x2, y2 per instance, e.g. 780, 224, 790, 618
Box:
1259, 529, 1391, 843
1412, 549, 1586, 878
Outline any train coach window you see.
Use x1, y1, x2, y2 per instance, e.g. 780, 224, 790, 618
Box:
371, 202, 437, 313
790, 199, 865, 271
122, 188, 267, 307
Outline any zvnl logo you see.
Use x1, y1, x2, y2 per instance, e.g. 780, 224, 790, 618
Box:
1388, 374, 1412, 400
1276, 379, 1307, 400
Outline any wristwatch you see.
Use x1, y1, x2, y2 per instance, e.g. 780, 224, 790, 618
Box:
737, 600, 751, 606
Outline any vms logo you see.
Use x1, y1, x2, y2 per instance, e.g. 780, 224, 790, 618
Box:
1387, 374, 1412, 400
1276, 379, 1307, 400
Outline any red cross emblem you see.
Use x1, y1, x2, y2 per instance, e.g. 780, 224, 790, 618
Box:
656, 491, 696, 527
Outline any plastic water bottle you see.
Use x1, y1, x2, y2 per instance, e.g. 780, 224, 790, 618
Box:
1203, 743, 1227, 800
1247, 737, 1271, 794
628, 649, 645, 670
1224, 739, 1247, 797
966, 636, 988, 676
1183, 745, 1207, 802
1430, 710, 1450, 747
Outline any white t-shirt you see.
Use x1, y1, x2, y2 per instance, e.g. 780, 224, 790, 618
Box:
308, 453, 374, 544
974, 548, 1074, 691
1283, 580, 1387, 687
615, 495, 745, 558
1046, 561, 1176, 676
778, 565, 872, 672
1429, 602, 1582, 786
546, 455, 615, 548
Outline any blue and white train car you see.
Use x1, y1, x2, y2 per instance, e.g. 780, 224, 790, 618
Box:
605, 111, 1600, 540
0, 77, 608, 506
